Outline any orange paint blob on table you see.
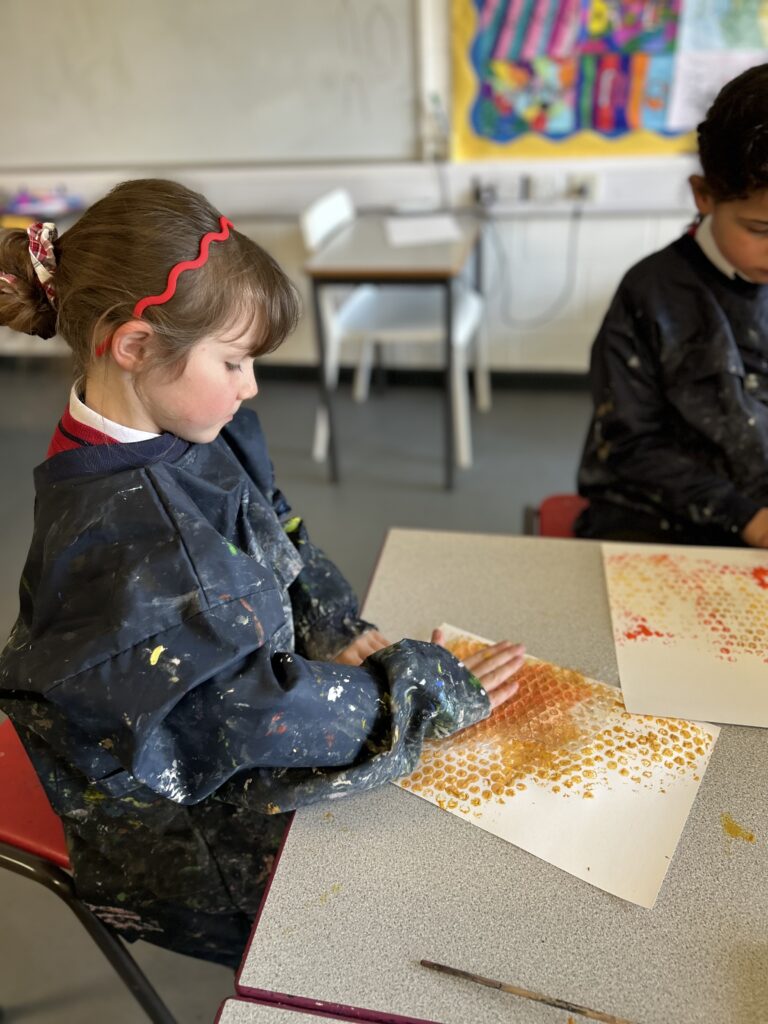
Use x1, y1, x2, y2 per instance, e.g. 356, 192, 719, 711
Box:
721, 813, 755, 843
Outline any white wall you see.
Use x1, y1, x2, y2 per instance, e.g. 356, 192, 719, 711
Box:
0, 0, 703, 372
0, 158, 697, 372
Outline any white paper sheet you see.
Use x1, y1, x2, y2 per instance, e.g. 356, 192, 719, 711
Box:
395, 624, 719, 909
384, 215, 462, 247
676, 0, 768, 52
667, 51, 767, 132
602, 543, 768, 726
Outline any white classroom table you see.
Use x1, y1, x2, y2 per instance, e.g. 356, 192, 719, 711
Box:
216, 997, 349, 1023
237, 529, 768, 1024
304, 216, 482, 490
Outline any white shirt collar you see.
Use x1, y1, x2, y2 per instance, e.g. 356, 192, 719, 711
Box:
694, 215, 754, 282
69, 387, 160, 443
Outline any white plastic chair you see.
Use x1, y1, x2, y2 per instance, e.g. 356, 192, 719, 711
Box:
300, 189, 491, 469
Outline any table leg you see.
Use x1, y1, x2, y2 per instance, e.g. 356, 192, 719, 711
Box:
472, 221, 492, 414
473, 225, 484, 294
311, 279, 339, 483
443, 281, 455, 490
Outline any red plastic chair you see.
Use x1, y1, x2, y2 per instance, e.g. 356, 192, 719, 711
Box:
0, 718, 176, 1023
523, 494, 589, 538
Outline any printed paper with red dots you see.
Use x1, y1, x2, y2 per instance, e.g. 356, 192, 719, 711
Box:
603, 543, 768, 726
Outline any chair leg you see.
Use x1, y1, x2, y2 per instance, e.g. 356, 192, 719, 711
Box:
353, 337, 375, 403
473, 324, 492, 413
312, 333, 342, 462
312, 406, 330, 463
0, 842, 176, 1023
523, 506, 539, 535
452, 347, 473, 470
68, 900, 178, 1024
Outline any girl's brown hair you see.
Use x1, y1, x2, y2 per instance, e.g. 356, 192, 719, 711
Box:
0, 179, 300, 379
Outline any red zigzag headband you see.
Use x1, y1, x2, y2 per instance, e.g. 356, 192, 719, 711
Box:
95, 215, 233, 357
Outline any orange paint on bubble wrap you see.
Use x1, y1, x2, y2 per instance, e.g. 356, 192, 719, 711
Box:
399, 637, 717, 816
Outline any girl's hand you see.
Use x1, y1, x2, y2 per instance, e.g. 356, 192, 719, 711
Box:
334, 629, 392, 666
431, 628, 526, 710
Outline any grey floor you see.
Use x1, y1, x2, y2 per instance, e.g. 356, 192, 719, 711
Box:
0, 359, 590, 1023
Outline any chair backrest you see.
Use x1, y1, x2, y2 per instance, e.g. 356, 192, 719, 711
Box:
300, 188, 355, 252
0, 718, 70, 869
538, 494, 589, 538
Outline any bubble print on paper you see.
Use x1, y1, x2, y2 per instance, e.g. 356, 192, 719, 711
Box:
605, 552, 768, 665
399, 635, 717, 817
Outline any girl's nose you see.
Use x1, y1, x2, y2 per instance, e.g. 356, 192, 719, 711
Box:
239, 361, 258, 400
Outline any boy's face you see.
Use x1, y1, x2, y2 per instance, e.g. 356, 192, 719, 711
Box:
690, 175, 768, 284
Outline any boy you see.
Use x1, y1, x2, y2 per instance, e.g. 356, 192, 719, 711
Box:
575, 63, 768, 548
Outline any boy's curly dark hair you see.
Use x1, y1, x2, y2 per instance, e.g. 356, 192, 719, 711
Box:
698, 63, 768, 201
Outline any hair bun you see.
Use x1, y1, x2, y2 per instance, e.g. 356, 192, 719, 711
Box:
0, 229, 58, 338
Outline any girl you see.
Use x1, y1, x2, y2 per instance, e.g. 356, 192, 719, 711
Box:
0, 179, 525, 969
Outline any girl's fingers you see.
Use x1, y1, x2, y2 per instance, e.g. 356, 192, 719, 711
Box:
428, 634, 526, 706
464, 642, 525, 677
488, 675, 521, 710
480, 651, 527, 692
366, 631, 390, 654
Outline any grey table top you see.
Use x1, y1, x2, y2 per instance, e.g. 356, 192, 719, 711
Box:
217, 999, 346, 1023
303, 216, 479, 281
238, 529, 768, 1024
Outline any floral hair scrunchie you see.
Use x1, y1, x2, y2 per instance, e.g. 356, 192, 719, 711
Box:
26, 221, 58, 308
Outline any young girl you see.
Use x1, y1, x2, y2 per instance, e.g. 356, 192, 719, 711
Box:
0, 179, 525, 969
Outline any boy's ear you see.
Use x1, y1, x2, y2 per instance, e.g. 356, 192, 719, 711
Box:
689, 174, 715, 216
109, 321, 156, 372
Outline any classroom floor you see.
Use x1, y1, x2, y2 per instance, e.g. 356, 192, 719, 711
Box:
0, 358, 590, 1024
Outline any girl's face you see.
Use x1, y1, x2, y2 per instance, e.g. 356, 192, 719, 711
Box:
138, 327, 259, 443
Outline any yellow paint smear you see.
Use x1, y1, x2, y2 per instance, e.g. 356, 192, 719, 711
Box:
149, 645, 166, 666
721, 813, 755, 843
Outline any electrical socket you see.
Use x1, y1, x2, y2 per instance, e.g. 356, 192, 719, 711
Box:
472, 178, 499, 207
528, 174, 560, 201
472, 176, 530, 207
565, 173, 600, 201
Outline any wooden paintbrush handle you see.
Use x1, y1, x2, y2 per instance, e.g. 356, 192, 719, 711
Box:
420, 960, 639, 1024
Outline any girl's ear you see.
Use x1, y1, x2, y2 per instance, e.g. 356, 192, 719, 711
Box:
689, 175, 715, 217
109, 320, 156, 372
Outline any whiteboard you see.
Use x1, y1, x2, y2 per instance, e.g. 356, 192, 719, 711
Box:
2, 0, 419, 167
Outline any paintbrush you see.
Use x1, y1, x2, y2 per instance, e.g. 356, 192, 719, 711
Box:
419, 960, 639, 1024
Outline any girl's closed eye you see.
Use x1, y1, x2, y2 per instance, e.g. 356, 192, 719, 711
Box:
225, 362, 243, 373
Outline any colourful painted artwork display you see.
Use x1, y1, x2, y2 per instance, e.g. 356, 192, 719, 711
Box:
602, 543, 768, 726
451, 0, 766, 156
396, 624, 719, 908
579, 0, 680, 54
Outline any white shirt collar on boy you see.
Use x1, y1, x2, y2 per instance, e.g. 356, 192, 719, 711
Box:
694, 214, 753, 282
69, 387, 160, 443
